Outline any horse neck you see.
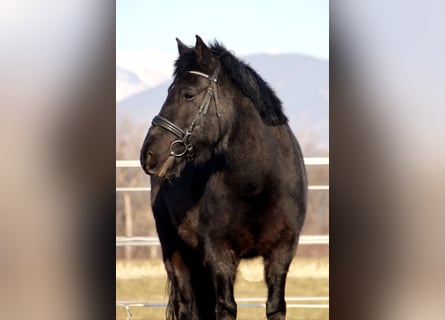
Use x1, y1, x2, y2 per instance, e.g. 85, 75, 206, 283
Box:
222, 97, 276, 185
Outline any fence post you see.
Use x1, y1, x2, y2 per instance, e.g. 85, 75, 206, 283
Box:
124, 193, 133, 260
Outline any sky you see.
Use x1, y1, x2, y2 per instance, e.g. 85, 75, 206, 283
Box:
117, 0, 329, 59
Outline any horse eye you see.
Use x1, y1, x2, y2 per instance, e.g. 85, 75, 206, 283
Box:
183, 92, 195, 101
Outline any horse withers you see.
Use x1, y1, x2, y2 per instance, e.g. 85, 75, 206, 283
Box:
140, 35, 307, 320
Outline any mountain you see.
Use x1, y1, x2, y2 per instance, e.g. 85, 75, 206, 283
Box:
116, 66, 147, 102
117, 54, 328, 146
116, 50, 175, 89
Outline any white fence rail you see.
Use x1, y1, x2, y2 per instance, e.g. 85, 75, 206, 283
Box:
117, 297, 329, 318
116, 157, 329, 168
117, 298, 329, 318
116, 185, 328, 191
116, 235, 329, 247
116, 157, 329, 190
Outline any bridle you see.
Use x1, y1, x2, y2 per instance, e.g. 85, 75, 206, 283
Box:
151, 64, 220, 160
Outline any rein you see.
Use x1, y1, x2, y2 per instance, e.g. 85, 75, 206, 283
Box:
152, 64, 220, 160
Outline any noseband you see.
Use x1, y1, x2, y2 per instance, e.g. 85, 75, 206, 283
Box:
151, 65, 220, 160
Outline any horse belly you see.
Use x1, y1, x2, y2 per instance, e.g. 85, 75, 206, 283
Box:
258, 214, 297, 254
234, 210, 297, 258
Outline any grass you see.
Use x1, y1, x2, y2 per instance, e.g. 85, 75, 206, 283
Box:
116, 257, 328, 320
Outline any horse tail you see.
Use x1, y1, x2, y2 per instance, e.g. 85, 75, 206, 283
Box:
164, 247, 215, 320
165, 278, 175, 320
164, 263, 200, 320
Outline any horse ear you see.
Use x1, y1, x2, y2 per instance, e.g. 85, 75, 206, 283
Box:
176, 38, 188, 55
194, 35, 211, 65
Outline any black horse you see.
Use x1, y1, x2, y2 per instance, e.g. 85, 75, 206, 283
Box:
140, 35, 307, 320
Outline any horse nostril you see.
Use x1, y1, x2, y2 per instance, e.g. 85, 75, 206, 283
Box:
145, 152, 157, 171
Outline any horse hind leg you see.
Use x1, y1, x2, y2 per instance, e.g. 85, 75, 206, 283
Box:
263, 243, 296, 320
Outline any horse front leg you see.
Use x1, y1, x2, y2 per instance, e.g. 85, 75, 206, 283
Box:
263, 243, 296, 320
205, 242, 239, 320
164, 250, 194, 320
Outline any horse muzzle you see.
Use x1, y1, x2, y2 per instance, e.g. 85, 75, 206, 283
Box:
141, 147, 178, 178
140, 151, 157, 176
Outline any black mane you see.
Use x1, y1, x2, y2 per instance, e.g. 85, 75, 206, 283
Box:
174, 41, 288, 126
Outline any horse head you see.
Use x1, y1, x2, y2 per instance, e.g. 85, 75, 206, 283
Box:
141, 35, 232, 178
